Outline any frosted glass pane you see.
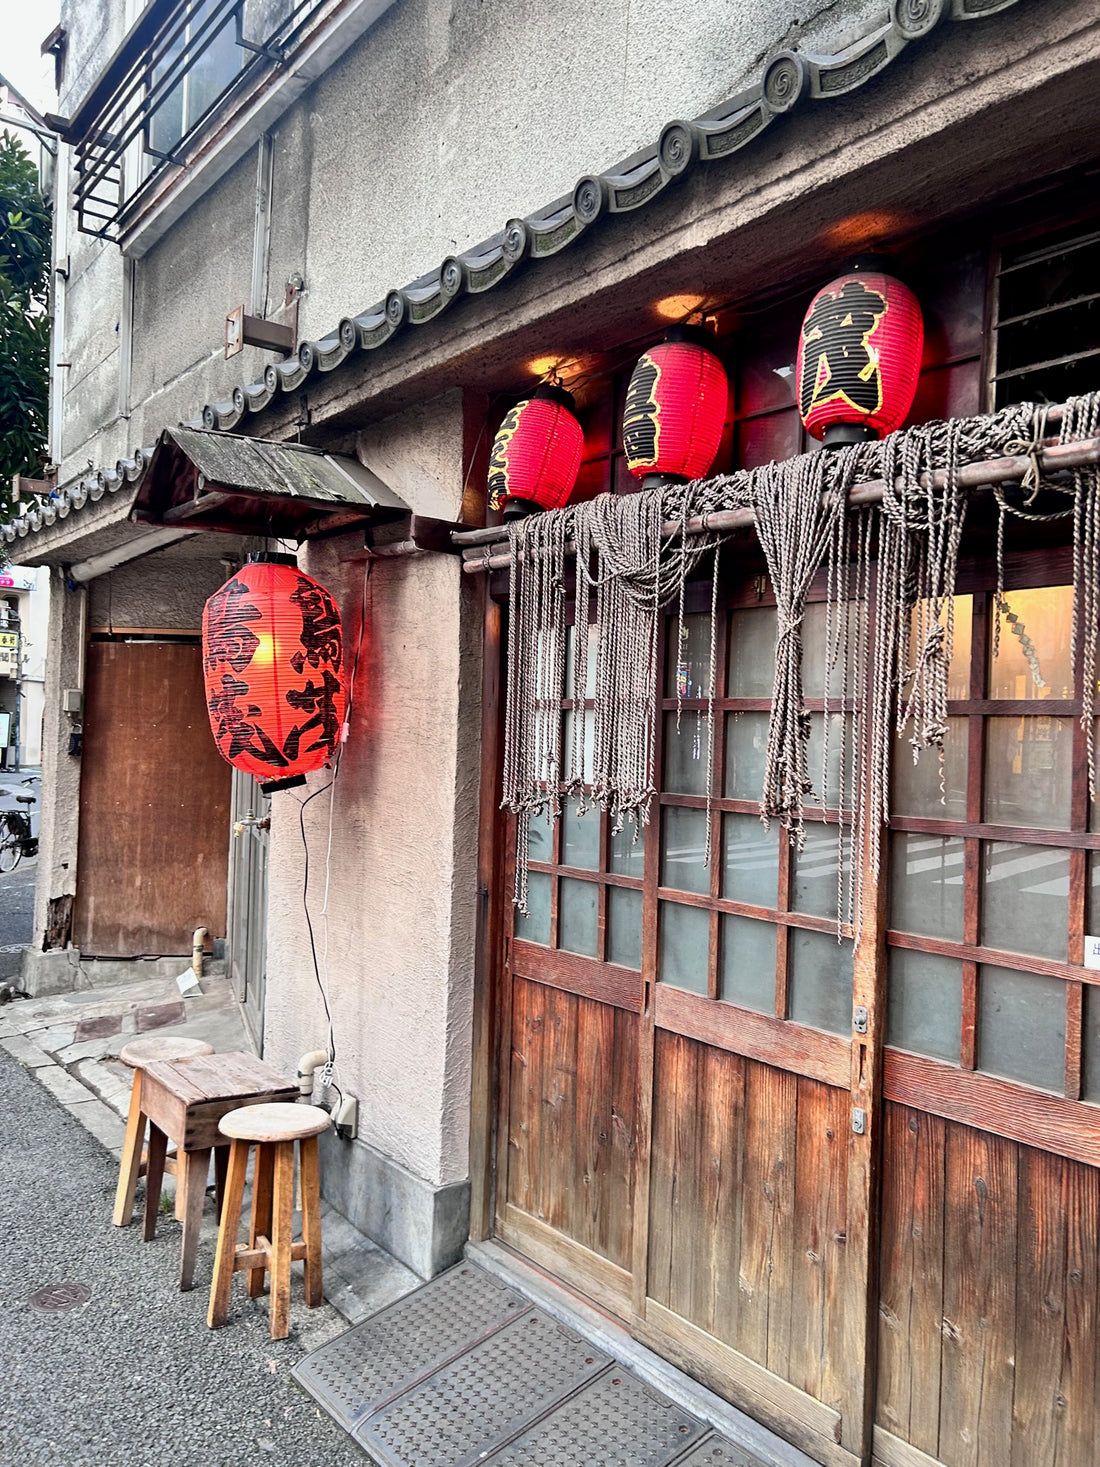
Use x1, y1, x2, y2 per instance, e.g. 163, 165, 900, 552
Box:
724, 712, 769, 800
607, 886, 642, 969
719, 916, 777, 1012
722, 814, 778, 907
801, 602, 833, 699
566, 623, 598, 699
664, 711, 710, 795
805, 713, 850, 811
1083, 986, 1100, 1103
791, 827, 852, 921
981, 841, 1069, 960
562, 800, 599, 870
563, 710, 595, 786
514, 872, 551, 946
788, 929, 853, 1034
526, 809, 553, 862
886, 948, 962, 1062
989, 586, 1073, 699
984, 716, 1072, 829
559, 877, 598, 957
609, 818, 645, 876
905, 595, 972, 702
728, 607, 778, 697
889, 833, 965, 939
892, 717, 967, 820
661, 806, 710, 895
658, 901, 710, 993
978, 964, 1065, 1091
668, 613, 716, 699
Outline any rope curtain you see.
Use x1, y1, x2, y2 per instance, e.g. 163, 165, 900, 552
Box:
500, 395, 1100, 934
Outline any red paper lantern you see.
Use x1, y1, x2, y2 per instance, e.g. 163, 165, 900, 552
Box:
797, 264, 923, 446
488, 384, 584, 518
623, 325, 728, 482
202, 561, 347, 792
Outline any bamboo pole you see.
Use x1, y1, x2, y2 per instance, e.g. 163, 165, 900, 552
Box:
457, 434, 1100, 575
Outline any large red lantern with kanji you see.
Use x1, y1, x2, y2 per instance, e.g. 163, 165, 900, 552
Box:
488, 383, 584, 519
202, 561, 347, 793
623, 325, 728, 482
797, 263, 923, 446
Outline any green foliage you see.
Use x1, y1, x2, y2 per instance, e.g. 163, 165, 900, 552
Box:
0, 131, 51, 525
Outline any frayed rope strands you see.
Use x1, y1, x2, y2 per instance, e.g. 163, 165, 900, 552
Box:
500, 395, 1100, 935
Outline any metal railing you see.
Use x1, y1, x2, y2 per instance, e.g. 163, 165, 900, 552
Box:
67, 0, 326, 239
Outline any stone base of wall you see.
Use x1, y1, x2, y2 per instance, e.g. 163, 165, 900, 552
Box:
318, 1128, 470, 1281
20, 948, 223, 997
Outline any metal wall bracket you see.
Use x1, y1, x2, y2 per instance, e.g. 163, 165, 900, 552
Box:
852, 1108, 867, 1135
853, 1006, 869, 1035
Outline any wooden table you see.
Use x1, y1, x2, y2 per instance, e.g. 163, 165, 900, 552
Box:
137, 1051, 297, 1290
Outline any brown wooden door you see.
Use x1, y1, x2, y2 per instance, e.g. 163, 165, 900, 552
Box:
73, 638, 232, 957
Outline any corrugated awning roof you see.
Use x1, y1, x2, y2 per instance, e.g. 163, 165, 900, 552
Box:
132, 427, 410, 537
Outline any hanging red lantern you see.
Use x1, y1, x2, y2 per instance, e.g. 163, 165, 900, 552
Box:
487, 383, 584, 518
202, 561, 347, 793
797, 261, 924, 446
623, 325, 728, 483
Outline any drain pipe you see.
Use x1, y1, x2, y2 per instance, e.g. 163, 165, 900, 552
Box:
297, 1049, 329, 1103
192, 927, 207, 978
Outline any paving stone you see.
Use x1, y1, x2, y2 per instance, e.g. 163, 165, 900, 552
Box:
0, 1033, 54, 1067
71, 1057, 131, 1106
29, 1022, 77, 1053
135, 1001, 186, 1032
66, 1097, 128, 1152
33, 1064, 91, 1106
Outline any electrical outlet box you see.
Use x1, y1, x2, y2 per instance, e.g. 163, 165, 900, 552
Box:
62, 688, 83, 714
334, 1095, 358, 1140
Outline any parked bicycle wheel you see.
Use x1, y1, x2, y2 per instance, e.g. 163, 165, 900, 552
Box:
0, 833, 20, 873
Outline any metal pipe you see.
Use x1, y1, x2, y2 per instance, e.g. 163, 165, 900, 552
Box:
192, 927, 207, 978
460, 435, 1100, 575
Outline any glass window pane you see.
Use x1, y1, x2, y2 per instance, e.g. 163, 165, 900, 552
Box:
563, 709, 595, 786
801, 602, 834, 700
607, 886, 642, 969
562, 800, 599, 870
566, 623, 598, 699
722, 814, 778, 908
887, 948, 962, 1062
788, 929, 853, 1034
526, 809, 554, 863
892, 717, 968, 820
664, 711, 711, 795
609, 818, 645, 876
791, 827, 851, 921
514, 872, 551, 946
889, 833, 965, 940
719, 915, 777, 1012
728, 608, 778, 697
660, 806, 710, 894
905, 596, 972, 702
559, 878, 598, 957
186, 6, 243, 125
988, 586, 1073, 699
1090, 852, 1100, 936
668, 613, 716, 699
658, 901, 710, 994
978, 964, 1066, 1091
1083, 985, 1100, 1103
805, 712, 851, 811
981, 841, 1070, 960
984, 716, 1073, 829
724, 711, 769, 800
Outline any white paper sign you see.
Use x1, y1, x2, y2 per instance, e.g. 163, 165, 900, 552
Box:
1084, 935, 1100, 971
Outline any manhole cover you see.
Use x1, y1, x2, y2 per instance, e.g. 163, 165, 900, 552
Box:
28, 1282, 92, 1314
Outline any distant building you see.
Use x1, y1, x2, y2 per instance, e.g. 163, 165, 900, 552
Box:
0, 565, 47, 767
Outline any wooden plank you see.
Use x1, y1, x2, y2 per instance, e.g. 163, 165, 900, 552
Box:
885, 1050, 1100, 1169
608, 1005, 638, 1274
875, 1104, 946, 1460
178, 1148, 210, 1292
498, 1203, 632, 1320
268, 1140, 295, 1339
142, 1124, 168, 1242
871, 1426, 947, 1467
698, 1043, 744, 1344
300, 1134, 323, 1308
505, 974, 532, 1213
543, 986, 579, 1236
73, 641, 232, 956
1056, 1153, 1098, 1466
511, 941, 643, 1012
668, 1032, 701, 1326
573, 995, 614, 1259
789, 1078, 848, 1412
738, 1061, 798, 1373
207, 1138, 249, 1328
888, 930, 1100, 988
655, 983, 850, 1087
1011, 1148, 1067, 1466
646, 1030, 677, 1312
938, 1124, 1017, 1467
638, 1300, 855, 1467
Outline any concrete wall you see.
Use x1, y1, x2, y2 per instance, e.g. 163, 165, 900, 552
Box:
262, 391, 482, 1272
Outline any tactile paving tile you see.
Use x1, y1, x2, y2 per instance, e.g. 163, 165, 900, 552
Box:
479, 1367, 708, 1466
293, 1262, 528, 1430
670, 1434, 773, 1467
355, 1309, 612, 1467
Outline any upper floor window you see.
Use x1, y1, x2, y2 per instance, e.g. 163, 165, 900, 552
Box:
146, 0, 245, 159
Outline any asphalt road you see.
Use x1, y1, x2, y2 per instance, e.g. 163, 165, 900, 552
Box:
0, 1047, 370, 1466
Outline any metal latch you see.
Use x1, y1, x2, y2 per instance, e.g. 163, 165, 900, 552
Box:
852, 1108, 867, 1135
853, 1005, 868, 1035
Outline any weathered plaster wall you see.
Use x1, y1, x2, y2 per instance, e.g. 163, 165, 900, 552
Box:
263, 392, 481, 1201
85, 554, 230, 629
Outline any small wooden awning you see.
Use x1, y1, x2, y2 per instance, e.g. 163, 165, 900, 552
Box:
132, 427, 410, 539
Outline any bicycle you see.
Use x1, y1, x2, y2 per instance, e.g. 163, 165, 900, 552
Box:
0, 780, 38, 873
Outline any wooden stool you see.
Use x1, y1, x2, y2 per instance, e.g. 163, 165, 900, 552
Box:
207, 1102, 331, 1340
113, 1037, 215, 1230
127, 1052, 298, 1291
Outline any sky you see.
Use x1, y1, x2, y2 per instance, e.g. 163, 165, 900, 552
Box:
0, 0, 63, 114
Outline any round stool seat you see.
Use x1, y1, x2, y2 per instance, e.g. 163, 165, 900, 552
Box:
119, 1036, 215, 1068
219, 1102, 331, 1143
